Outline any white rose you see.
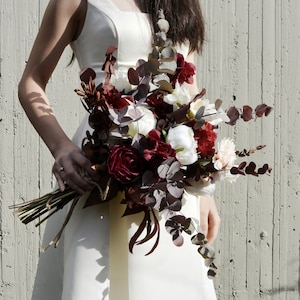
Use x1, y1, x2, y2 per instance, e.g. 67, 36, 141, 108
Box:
127, 106, 156, 138
166, 125, 198, 165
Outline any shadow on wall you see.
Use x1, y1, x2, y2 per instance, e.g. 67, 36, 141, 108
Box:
261, 284, 299, 297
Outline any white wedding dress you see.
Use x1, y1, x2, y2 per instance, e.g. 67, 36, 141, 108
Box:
31, 1, 217, 299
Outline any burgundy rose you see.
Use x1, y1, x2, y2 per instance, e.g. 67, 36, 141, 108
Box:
194, 122, 217, 158
169, 53, 196, 85
143, 129, 176, 162
107, 144, 144, 184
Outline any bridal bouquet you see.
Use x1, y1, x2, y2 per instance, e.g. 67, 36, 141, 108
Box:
11, 10, 272, 278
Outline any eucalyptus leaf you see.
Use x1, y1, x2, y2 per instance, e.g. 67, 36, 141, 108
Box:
191, 232, 207, 246
214, 99, 223, 111
160, 47, 176, 61
195, 106, 205, 122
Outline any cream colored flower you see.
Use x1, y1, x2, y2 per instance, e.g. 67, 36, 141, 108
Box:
213, 138, 236, 170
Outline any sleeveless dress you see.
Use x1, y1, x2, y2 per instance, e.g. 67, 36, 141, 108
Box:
32, 1, 217, 299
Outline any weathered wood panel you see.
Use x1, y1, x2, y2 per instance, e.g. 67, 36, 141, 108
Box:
0, 0, 299, 299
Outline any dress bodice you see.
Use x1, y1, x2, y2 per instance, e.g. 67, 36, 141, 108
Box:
71, 0, 152, 82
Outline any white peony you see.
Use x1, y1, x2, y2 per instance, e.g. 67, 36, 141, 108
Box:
163, 82, 191, 109
166, 125, 198, 165
127, 106, 156, 138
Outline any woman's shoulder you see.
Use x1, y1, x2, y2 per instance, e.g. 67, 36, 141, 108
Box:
46, 0, 86, 14
45, 0, 87, 40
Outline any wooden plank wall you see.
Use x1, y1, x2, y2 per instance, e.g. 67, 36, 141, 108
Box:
0, 0, 299, 299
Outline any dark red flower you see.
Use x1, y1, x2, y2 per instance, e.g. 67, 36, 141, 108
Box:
194, 122, 217, 158
169, 53, 196, 86
146, 93, 173, 120
104, 87, 133, 110
88, 106, 112, 132
143, 129, 176, 162
107, 145, 144, 184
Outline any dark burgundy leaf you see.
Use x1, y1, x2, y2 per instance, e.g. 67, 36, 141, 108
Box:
207, 268, 217, 279
230, 167, 245, 175
135, 83, 149, 100
191, 232, 207, 246
265, 106, 273, 116
166, 104, 190, 123
183, 218, 193, 235
128, 68, 140, 85
105, 45, 117, 55
258, 163, 270, 174
238, 161, 247, 170
241, 105, 253, 121
245, 161, 258, 176
142, 170, 158, 186
192, 88, 206, 102
226, 106, 240, 125
80, 67, 96, 83
230, 167, 239, 175
165, 195, 182, 211
256, 145, 266, 150
255, 104, 272, 117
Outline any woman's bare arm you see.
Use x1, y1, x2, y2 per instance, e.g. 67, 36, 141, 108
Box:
18, 0, 97, 194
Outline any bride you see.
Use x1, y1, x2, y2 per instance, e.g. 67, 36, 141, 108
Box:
18, 0, 220, 299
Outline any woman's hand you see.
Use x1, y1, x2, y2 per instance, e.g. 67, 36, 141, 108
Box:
200, 196, 221, 246
52, 141, 99, 195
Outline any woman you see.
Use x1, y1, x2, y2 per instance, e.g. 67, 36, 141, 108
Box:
18, 0, 220, 299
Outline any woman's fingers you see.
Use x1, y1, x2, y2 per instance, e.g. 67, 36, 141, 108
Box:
200, 196, 221, 245
206, 211, 221, 245
52, 145, 98, 194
